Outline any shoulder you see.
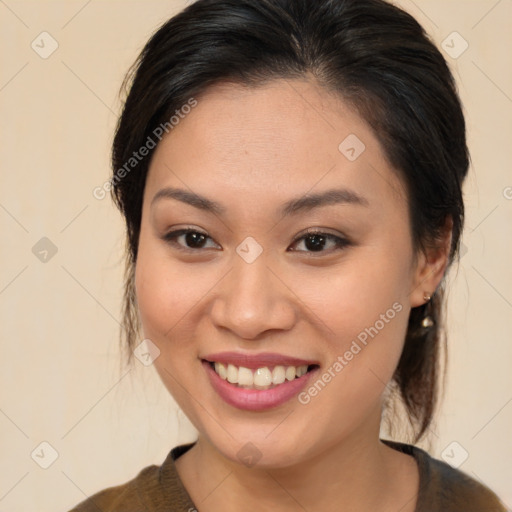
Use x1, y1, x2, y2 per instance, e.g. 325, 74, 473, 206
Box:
421, 453, 506, 510
67, 444, 197, 512
68, 464, 158, 512
382, 439, 507, 511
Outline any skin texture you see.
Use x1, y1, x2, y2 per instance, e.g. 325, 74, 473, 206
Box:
135, 79, 451, 511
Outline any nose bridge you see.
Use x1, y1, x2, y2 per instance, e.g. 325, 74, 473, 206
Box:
211, 250, 296, 338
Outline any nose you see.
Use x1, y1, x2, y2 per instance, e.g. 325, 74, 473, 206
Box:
210, 254, 297, 340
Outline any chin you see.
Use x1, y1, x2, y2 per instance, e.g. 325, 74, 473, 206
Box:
198, 418, 319, 470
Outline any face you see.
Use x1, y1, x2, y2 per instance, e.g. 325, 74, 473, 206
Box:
135, 79, 444, 468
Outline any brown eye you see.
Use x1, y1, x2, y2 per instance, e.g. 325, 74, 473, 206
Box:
289, 231, 350, 254
303, 233, 328, 251
163, 229, 220, 251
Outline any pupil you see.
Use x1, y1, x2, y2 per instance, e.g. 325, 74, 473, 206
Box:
186, 232, 206, 248
305, 234, 325, 251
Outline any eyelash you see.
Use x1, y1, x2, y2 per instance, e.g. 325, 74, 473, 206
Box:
161, 228, 351, 255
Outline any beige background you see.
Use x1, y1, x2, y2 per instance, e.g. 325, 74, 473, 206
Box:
0, 1, 511, 510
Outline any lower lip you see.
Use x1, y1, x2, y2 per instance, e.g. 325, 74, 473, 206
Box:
203, 361, 318, 411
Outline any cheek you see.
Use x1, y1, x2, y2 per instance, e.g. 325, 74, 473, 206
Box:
288, 244, 412, 405
294, 265, 410, 438
134, 238, 202, 341
133, 242, 206, 405
291, 253, 410, 340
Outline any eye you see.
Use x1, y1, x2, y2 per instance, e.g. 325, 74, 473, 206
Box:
289, 229, 350, 254
161, 228, 350, 254
162, 228, 220, 251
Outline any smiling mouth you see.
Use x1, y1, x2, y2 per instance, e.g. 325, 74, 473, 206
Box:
205, 360, 319, 390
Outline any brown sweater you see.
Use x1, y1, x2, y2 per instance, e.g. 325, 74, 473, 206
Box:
69, 439, 507, 511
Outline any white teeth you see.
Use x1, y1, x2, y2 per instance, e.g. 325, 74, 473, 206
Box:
212, 362, 310, 389
215, 362, 227, 380
285, 366, 296, 381
299, 364, 308, 377
254, 367, 272, 388
227, 363, 238, 383
296, 365, 307, 377
238, 366, 254, 386
272, 365, 286, 385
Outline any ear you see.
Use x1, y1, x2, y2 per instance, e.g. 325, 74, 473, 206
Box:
410, 216, 453, 308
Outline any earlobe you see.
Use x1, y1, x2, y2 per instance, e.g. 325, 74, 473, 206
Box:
410, 217, 453, 308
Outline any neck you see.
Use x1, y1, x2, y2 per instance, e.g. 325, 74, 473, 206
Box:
175, 411, 418, 512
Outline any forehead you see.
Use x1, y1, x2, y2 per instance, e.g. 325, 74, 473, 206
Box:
145, 79, 406, 212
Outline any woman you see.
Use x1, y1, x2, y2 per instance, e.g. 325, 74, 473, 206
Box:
71, 0, 507, 510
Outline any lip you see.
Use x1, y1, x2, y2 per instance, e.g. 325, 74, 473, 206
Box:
202, 351, 319, 369
202, 359, 319, 411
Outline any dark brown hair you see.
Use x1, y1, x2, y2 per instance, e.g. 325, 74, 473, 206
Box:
111, 0, 469, 442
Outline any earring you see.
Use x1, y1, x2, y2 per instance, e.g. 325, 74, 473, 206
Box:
421, 315, 434, 328
422, 291, 434, 328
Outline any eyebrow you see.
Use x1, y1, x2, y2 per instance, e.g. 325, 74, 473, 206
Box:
151, 186, 369, 216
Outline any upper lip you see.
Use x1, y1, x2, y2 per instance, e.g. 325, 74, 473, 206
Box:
202, 351, 319, 369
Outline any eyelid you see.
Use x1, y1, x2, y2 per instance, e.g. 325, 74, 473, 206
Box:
292, 226, 345, 239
